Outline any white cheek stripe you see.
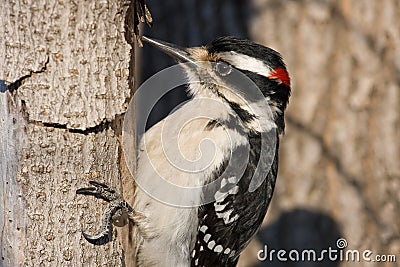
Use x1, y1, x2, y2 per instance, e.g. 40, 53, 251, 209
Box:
219, 51, 273, 77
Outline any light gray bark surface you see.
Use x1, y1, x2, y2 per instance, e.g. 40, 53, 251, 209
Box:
1, 0, 131, 130
1, 0, 134, 266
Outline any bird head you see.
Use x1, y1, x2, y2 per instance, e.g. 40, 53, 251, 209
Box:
142, 36, 291, 134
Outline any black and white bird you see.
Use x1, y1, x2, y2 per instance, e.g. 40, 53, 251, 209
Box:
77, 36, 291, 267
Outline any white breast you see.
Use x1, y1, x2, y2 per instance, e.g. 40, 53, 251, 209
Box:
133, 98, 246, 266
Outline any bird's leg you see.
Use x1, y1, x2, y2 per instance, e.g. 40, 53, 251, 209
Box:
76, 181, 136, 245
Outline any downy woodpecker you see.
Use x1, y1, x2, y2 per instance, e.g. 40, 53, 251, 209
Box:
77, 36, 291, 266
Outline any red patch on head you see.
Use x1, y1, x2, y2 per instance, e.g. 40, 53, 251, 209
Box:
268, 68, 291, 87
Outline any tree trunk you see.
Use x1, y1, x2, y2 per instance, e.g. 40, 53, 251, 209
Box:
4, 1, 397, 266
0, 1, 135, 266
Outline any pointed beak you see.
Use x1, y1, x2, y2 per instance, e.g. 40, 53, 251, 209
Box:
142, 36, 197, 66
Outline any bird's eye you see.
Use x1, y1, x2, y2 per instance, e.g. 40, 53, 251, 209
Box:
215, 62, 232, 76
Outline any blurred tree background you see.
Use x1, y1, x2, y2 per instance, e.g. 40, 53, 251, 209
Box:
140, 0, 400, 266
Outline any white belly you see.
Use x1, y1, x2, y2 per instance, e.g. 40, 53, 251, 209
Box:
132, 101, 246, 266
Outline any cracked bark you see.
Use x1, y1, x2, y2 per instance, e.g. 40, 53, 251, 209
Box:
1, 1, 136, 266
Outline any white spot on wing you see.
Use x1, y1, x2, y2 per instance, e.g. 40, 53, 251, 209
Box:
204, 234, 211, 242
214, 201, 227, 212
220, 209, 233, 219
208, 240, 216, 250
213, 178, 241, 224
214, 177, 240, 202
224, 248, 231, 254
199, 225, 208, 233
214, 245, 223, 253
216, 208, 239, 224
228, 214, 239, 224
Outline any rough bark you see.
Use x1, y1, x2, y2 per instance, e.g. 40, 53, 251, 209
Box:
5, 1, 395, 266
1, 0, 134, 266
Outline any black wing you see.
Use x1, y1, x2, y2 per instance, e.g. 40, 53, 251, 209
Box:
191, 136, 279, 267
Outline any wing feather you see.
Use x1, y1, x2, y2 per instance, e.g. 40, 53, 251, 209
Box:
191, 136, 279, 266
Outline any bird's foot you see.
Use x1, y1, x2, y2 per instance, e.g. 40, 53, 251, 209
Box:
76, 181, 135, 245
